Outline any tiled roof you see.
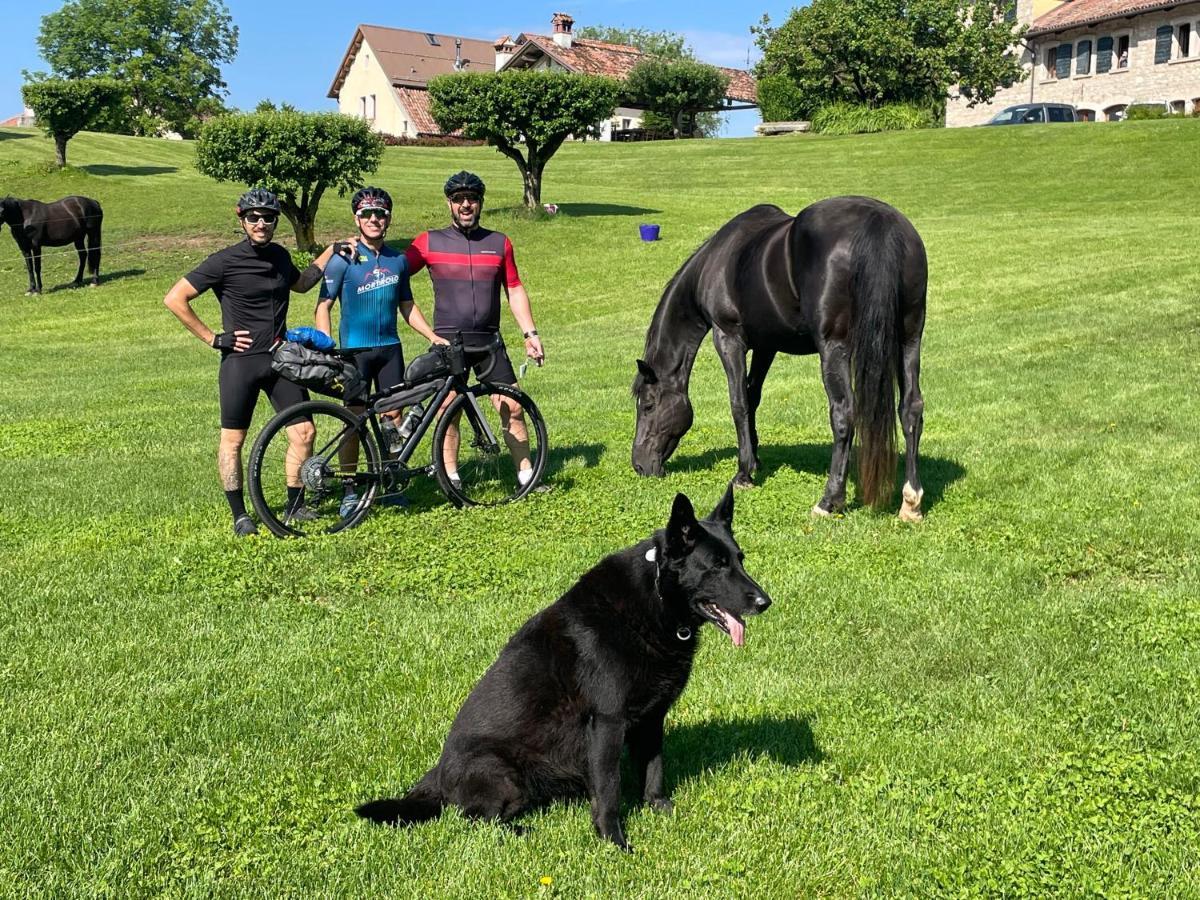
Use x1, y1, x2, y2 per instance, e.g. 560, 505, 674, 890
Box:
329, 25, 497, 97
1027, 0, 1186, 35
395, 87, 456, 136
506, 35, 757, 104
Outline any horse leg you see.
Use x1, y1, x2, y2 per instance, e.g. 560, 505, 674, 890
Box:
22, 247, 38, 295
712, 328, 756, 487
815, 342, 854, 516
88, 228, 101, 285
746, 349, 776, 472
72, 236, 86, 287
30, 244, 44, 295
898, 337, 925, 522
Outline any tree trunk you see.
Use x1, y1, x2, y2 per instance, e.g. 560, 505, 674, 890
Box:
54, 135, 68, 168
280, 199, 320, 253
523, 166, 541, 209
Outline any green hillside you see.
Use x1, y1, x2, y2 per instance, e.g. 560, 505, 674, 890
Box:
1, 121, 1199, 896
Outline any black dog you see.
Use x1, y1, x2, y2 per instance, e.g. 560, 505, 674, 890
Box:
357, 486, 772, 850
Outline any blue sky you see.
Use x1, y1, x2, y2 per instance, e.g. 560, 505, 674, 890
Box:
3, 1, 801, 138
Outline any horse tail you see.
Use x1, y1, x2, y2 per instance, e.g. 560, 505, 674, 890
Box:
848, 211, 904, 509
355, 768, 444, 827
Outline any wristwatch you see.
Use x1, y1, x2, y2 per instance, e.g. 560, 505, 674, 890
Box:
523, 330, 539, 339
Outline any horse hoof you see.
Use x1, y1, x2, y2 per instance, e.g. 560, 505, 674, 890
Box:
811, 504, 831, 518
899, 483, 924, 523
733, 475, 755, 489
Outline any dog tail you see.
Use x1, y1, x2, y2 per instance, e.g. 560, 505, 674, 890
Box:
355, 769, 444, 827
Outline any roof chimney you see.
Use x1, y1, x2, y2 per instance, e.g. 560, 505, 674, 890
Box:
551, 12, 574, 49
494, 35, 516, 70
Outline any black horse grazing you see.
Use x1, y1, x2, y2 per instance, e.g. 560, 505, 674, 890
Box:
0, 195, 103, 295
632, 196, 927, 521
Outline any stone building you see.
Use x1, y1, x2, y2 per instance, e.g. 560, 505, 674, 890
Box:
946, 0, 1200, 125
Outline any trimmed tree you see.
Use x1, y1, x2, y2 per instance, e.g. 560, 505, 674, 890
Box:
195, 111, 384, 251
753, 0, 1025, 118
428, 70, 620, 209
21, 76, 125, 167
624, 58, 730, 139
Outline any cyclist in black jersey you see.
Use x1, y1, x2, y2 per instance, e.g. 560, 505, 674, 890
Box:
163, 188, 358, 536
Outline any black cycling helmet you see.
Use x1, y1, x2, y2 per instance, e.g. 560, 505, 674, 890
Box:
351, 185, 393, 216
444, 171, 485, 199
236, 188, 281, 216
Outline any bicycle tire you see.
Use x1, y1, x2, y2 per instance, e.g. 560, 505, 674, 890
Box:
248, 400, 383, 537
431, 383, 548, 508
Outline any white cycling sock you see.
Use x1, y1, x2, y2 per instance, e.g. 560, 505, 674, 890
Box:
518, 467, 534, 486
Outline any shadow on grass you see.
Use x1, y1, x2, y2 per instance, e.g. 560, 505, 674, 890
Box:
669, 442, 965, 514
0, 130, 34, 141
623, 715, 821, 802
80, 164, 178, 176
554, 203, 662, 218
43, 269, 146, 294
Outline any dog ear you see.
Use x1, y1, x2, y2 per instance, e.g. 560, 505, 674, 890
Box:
666, 492, 698, 555
706, 481, 735, 528
636, 359, 658, 385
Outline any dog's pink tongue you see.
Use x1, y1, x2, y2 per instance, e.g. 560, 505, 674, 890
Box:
718, 610, 745, 647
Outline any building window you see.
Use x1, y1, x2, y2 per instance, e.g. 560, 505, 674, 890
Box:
622, 118, 631, 130
359, 96, 367, 119
1076, 39, 1093, 75
403, 119, 408, 135
1044, 46, 1058, 79
367, 94, 376, 120
1155, 25, 1173, 64
1055, 43, 1073, 79
425, 33, 441, 46
1179, 23, 1192, 58
1117, 34, 1130, 69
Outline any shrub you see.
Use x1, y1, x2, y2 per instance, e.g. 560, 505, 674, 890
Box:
1125, 104, 1169, 121
378, 133, 485, 147
758, 74, 810, 122
810, 102, 938, 135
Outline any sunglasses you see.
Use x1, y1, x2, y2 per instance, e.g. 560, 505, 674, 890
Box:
450, 194, 481, 206
356, 209, 390, 220
242, 213, 278, 225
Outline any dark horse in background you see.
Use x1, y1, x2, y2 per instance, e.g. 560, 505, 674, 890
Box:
632, 196, 927, 522
0, 195, 103, 295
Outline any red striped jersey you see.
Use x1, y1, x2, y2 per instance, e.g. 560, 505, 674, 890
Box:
405, 226, 522, 340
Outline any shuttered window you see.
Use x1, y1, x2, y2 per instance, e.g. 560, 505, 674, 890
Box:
1056, 43, 1073, 79
1097, 36, 1114, 73
1155, 25, 1173, 64
1076, 40, 1093, 75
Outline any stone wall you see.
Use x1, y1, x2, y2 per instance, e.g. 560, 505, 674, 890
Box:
947, 1, 1200, 125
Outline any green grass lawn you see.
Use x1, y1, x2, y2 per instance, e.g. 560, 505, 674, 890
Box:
2, 120, 1199, 897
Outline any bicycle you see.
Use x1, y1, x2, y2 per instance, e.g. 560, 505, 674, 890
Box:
247, 334, 548, 538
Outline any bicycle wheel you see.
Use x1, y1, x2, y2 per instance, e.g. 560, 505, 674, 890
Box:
248, 400, 383, 537
432, 383, 548, 508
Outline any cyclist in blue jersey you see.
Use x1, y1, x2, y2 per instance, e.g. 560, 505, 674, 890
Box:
315, 186, 444, 513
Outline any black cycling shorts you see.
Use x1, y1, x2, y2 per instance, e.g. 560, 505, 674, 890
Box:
218, 351, 309, 430
346, 344, 404, 402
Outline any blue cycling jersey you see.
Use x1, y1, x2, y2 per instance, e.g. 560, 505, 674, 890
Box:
320, 244, 413, 350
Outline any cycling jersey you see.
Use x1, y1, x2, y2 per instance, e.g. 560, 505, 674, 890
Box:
185, 239, 300, 355
320, 244, 413, 350
405, 226, 522, 340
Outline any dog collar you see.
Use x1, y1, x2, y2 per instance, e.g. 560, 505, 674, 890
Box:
647, 546, 693, 642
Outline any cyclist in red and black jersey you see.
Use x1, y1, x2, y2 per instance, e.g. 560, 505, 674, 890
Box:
406, 172, 546, 490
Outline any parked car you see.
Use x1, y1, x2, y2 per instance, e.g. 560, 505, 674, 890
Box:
983, 103, 1078, 125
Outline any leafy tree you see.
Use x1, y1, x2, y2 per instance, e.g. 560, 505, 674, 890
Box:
576, 25, 725, 137
753, 0, 1025, 118
625, 58, 730, 138
575, 25, 693, 60
195, 111, 384, 251
429, 71, 620, 209
21, 77, 125, 167
34, 0, 238, 137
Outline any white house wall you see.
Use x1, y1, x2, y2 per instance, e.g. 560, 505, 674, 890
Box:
336, 39, 412, 136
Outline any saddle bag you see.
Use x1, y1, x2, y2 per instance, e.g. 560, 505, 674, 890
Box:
404, 345, 454, 383
271, 341, 367, 402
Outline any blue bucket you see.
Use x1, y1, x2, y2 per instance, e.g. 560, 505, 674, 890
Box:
639, 223, 661, 242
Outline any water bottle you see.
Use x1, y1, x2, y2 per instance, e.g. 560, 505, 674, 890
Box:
397, 403, 425, 441
379, 417, 403, 454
